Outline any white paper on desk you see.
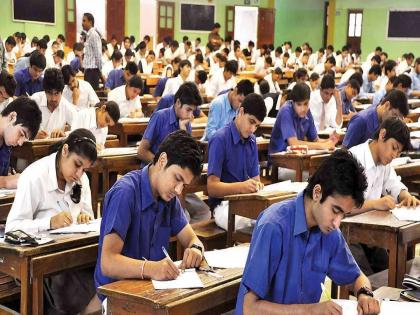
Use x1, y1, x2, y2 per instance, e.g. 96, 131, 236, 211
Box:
97, 147, 138, 157
49, 219, 101, 234
152, 269, 204, 290
261, 117, 276, 126
390, 157, 412, 167
407, 122, 420, 128
204, 246, 250, 269
261, 181, 307, 194
0, 188, 16, 197
118, 117, 150, 123
391, 207, 420, 221
411, 130, 420, 139
333, 299, 420, 315
411, 107, 420, 114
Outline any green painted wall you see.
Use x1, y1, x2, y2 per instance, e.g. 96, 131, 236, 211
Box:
0, 0, 65, 41
126, 0, 140, 40
334, 0, 420, 60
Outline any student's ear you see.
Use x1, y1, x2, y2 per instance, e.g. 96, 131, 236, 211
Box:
379, 128, 387, 141
157, 152, 168, 170
7, 111, 17, 124
62, 143, 69, 158
312, 184, 322, 202
382, 101, 391, 111
100, 105, 107, 112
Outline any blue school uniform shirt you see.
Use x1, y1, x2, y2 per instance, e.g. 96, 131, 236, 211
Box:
14, 68, 43, 96
235, 192, 360, 314
105, 68, 125, 90
372, 89, 386, 107
94, 166, 188, 301
409, 70, 420, 94
203, 92, 236, 141
153, 77, 168, 97
340, 89, 355, 114
269, 100, 317, 154
0, 144, 11, 176
156, 94, 201, 118
207, 120, 260, 208
360, 73, 374, 95
70, 57, 82, 73
342, 104, 379, 148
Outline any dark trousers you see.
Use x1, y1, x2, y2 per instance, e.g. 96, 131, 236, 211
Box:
84, 68, 101, 90
350, 243, 389, 276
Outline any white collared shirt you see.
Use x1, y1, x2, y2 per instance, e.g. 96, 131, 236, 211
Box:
71, 107, 108, 147
349, 140, 407, 201
309, 89, 341, 132
0, 97, 13, 112
107, 85, 143, 117
102, 60, 122, 80
162, 75, 190, 97
264, 73, 281, 93
62, 79, 100, 110
31, 92, 77, 132
5, 152, 93, 233
206, 71, 236, 97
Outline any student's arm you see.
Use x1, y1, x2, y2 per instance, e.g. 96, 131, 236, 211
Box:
137, 138, 155, 163
352, 273, 380, 315
207, 175, 263, 198
333, 89, 343, 127
204, 101, 221, 140
77, 174, 94, 223
0, 174, 19, 189
398, 190, 420, 207
287, 137, 336, 150
176, 224, 204, 269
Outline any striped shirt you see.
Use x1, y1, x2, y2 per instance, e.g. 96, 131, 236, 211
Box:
83, 27, 102, 70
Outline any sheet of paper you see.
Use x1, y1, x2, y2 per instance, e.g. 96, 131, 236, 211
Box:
191, 123, 207, 128
98, 147, 138, 157
0, 188, 16, 197
410, 107, 420, 114
410, 130, 420, 138
152, 269, 204, 290
408, 98, 420, 105
118, 117, 150, 123
333, 299, 420, 315
390, 157, 412, 167
261, 117, 276, 126
262, 181, 307, 194
204, 246, 250, 269
49, 219, 101, 234
391, 206, 420, 221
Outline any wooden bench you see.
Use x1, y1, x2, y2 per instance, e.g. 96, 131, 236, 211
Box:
0, 273, 20, 306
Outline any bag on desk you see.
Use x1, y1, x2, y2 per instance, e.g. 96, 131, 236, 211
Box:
4, 229, 53, 246
401, 274, 420, 302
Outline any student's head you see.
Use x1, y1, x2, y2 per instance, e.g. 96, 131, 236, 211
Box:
222, 47, 230, 57
230, 79, 254, 110
290, 83, 311, 118
264, 56, 272, 68
152, 130, 203, 201
35, 39, 47, 54
57, 34, 65, 45
124, 61, 138, 81
124, 49, 134, 63
223, 60, 238, 80
393, 74, 412, 94
53, 50, 65, 64
341, 45, 349, 57
195, 37, 201, 46
125, 75, 143, 100
274, 46, 283, 57
235, 93, 266, 139
326, 45, 334, 55
325, 57, 336, 71
294, 46, 302, 57
179, 59, 191, 78
294, 68, 308, 83
414, 57, 420, 74
195, 54, 204, 66
309, 72, 321, 90
123, 36, 131, 49
372, 118, 410, 165
344, 79, 360, 100
195, 70, 207, 85
284, 41, 292, 50
317, 48, 324, 57
385, 76, 397, 93
170, 40, 179, 52
304, 150, 367, 232
43, 35, 50, 43
378, 89, 409, 121
1, 97, 42, 145
234, 45, 241, 58
371, 55, 381, 65
5, 36, 16, 52
272, 67, 282, 82
0, 70, 17, 102
43, 68, 65, 109
173, 82, 202, 121
95, 101, 120, 128
380, 52, 388, 63
301, 53, 309, 65
82, 13, 95, 30
29, 51, 46, 80
258, 79, 270, 95
282, 52, 289, 62
111, 50, 123, 67
374, 46, 382, 55
61, 65, 78, 88
146, 50, 155, 64
384, 60, 397, 78
348, 72, 363, 87
31, 36, 39, 47
319, 74, 336, 103
50, 41, 59, 54
368, 64, 382, 81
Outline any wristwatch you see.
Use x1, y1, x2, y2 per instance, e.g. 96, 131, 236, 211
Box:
190, 244, 204, 254
357, 286, 374, 298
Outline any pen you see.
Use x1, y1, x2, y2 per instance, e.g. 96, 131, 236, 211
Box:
320, 283, 331, 301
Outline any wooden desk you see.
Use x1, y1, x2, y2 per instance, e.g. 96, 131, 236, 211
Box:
256, 123, 274, 137
339, 211, 420, 296
0, 233, 99, 315
225, 192, 296, 246
109, 118, 150, 147
191, 123, 206, 140
0, 192, 15, 223
394, 161, 420, 181
407, 110, 420, 122
98, 268, 243, 315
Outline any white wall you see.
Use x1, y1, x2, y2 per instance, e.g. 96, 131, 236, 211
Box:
76, 0, 106, 39
140, 0, 157, 47
234, 6, 258, 48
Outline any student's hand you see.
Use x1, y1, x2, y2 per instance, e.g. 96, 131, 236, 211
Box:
36, 130, 49, 139
179, 119, 190, 131
50, 129, 65, 138
180, 247, 202, 270
376, 195, 396, 210
50, 211, 73, 229
310, 301, 342, 315
241, 179, 263, 194
398, 194, 420, 208
72, 86, 80, 100
148, 258, 180, 280
334, 89, 341, 103
96, 143, 105, 152
329, 131, 340, 145
322, 140, 337, 150
357, 295, 380, 315
77, 213, 92, 224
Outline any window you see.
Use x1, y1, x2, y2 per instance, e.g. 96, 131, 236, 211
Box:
348, 12, 363, 37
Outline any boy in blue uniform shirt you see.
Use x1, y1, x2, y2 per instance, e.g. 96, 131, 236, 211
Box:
207, 93, 266, 230
343, 89, 409, 148
14, 51, 46, 96
269, 83, 338, 154
95, 131, 205, 303
236, 150, 380, 315
340, 78, 360, 118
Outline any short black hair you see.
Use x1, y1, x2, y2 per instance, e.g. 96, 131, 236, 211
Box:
5, 36, 16, 47
73, 42, 84, 52
206, 43, 214, 52
55, 50, 65, 59
124, 49, 134, 57
29, 51, 46, 69
37, 39, 47, 50
153, 130, 203, 177
273, 67, 282, 75
136, 41, 147, 51
197, 70, 207, 84
129, 35, 135, 43
21, 32, 26, 40
214, 22, 221, 29
127, 75, 143, 90
310, 72, 320, 81
224, 60, 238, 75
31, 36, 39, 45
0, 70, 17, 97
241, 93, 266, 122
275, 46, 283, 55
102, 101, 120, 123
325, 56, 336, 66
175, 82, 202, 107
248, 41, 255, 47
195, 54, 204, 64
196, 37, 201, 43
43, 35, 50, 42
144, 35, 151, 42
182, 35, 189, 42
375, 46, 383, 52
305, 150, 367, 208
295, 47, 302, 53
291, 83, 311, 102
346, 79, 360, 94
320, 74, 335, 90
61, 65, 76, 85
111, 50, 123, 61
384, 60, 397, 75
179, 59, 191, 69
43, 68, 65, 92
373, 117, 411, 151
294, 68, 308, 81
369, 64, 382, 76
236, 79, 254, 96
171, 40, 179, 48
327, 44, 334, 51
265, 56, 272, 66
83, 13, 95, 26
258, 79, 270, 95
381, 89, 409, 116
348, 72, 363, 86
393, 74, 412, 89
371, 55, 381, 64
125, 61, 138, 75
57, 34, 65, 42
2, 97, 42, 140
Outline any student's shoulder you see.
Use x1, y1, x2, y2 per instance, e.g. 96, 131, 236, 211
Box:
209, 124, 230, 144
255, 198, 297, 234
109, 169, 143, 195
20, 154, 52, 182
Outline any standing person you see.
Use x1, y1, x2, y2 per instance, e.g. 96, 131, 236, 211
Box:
82, 13, 103, 90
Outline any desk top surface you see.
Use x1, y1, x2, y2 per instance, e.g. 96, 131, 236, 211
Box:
341, 210, 417, 231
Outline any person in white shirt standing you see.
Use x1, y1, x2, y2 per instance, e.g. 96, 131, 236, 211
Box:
31, 68, 77, 138
309, 74, 343, 132
107, 75, 143, 118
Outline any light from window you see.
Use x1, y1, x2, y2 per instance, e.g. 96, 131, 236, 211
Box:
348, 12, 363, 38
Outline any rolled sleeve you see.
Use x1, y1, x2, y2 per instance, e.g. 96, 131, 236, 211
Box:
382, 166, 408, 200
205, 103, 222, 140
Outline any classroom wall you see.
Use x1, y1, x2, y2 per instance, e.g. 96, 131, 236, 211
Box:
334, 0, 420, 60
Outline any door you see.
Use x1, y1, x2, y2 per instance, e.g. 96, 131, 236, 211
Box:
157, 1, 175, 43
323, 2, 329, 47
107, 0, 125, 42
65, 0, 77, 47
347, 9, 363, 52
225, 6, 235, 40
257, 8, 275, 47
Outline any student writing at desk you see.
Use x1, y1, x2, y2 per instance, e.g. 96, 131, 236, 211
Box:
6, 129, 98, 314
207, 94, 266, 230
349, 118, 420, 275
236, 150, 380, 315
339, 78, 360, 120
13, 51, 46, 96
95, 131, 205, 309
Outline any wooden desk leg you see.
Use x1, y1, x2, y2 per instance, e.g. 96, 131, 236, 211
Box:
91, 170, 99, 218
396, 237, 408, 288
331, 282, 338, 299
32, 274, 44, 315
388, 235, 398, 287
103, 170, 110, 198
271, 166, 278, 182
295, 162, 303, 182
227, 208, 235, 247
20, 258, 30, 315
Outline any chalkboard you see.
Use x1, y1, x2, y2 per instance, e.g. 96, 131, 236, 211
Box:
180, 3, 215, 32
388, 10, 420, 39
13, 0, 55, 24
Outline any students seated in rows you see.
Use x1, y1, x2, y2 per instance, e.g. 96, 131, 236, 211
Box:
61, 65, 100, 110
6, 129, 97, 314
360, 64, 381, 95
373, 74, 411, 107
0, 70, 16, 111
343, 89, 409, 148
138, 50, 155, 74
396, 52, 414, 76
203, 79, 253, 141
107, 75, 143, 118
309, 74, 343, 132
14, 51, 46, 96
105, 61, 138, 91
206, 60, 238, 98
102, 50, 123, 81
162, 59, 192, 97
236, 150, 380, 315
95, 130, 206, 307
340, 78, 360, 119
71, 101, 120, 150
361, 55, 380, 78
287, 68, 309, 90
269, 83, 338, 154
207, 94, 266, 230
375, 59, 397, 91
312, 56, 335, 76
408, 57, 420, 97
32, 68, 77, 138
0, 97, 41, 189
